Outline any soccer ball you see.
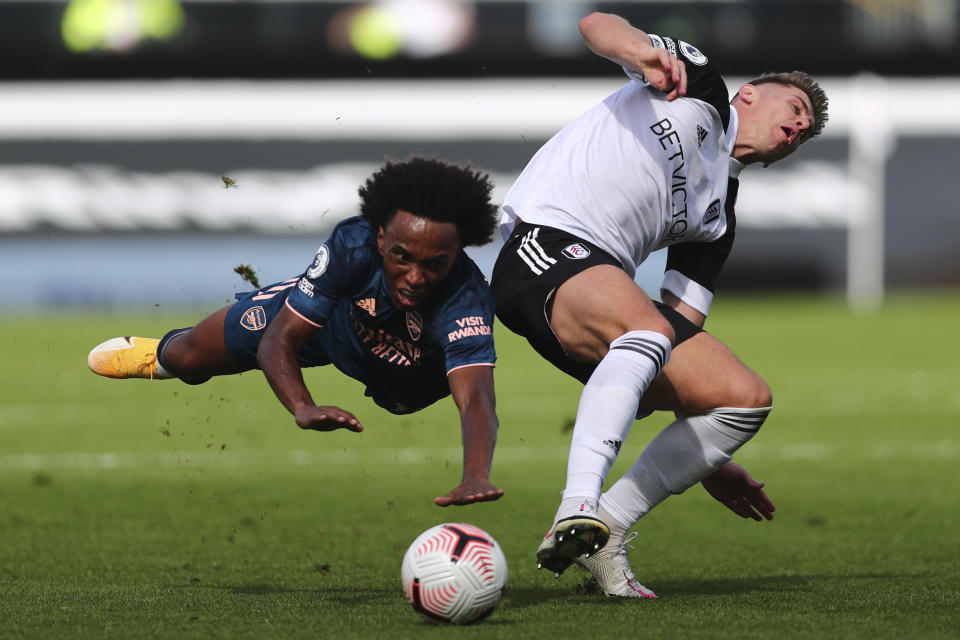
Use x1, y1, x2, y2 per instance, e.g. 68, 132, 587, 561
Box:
401, 522, 508, 625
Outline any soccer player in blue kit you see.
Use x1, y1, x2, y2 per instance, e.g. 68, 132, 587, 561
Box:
88, 157, 504, 507
491, 13, 829, 596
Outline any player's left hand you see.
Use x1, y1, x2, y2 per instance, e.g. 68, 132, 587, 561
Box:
636, 45, 687, 101
434, 479, 504, 507
700, 461, 775, 521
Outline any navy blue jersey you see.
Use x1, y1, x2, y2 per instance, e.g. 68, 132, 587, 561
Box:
223, 217, 496, 414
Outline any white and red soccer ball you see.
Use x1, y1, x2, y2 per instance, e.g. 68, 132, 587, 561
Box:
401, 523, 508, 625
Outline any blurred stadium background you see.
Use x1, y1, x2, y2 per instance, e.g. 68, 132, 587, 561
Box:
1, 0, 959, 312
3, 6, 959, 635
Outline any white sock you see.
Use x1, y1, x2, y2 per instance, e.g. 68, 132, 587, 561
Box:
558, 330, 672, 518
600, 407, 771, 528
551, 496, 600, 525
155, 361, 173, 379
156, 329, 189, 380
596, 504, 632, 551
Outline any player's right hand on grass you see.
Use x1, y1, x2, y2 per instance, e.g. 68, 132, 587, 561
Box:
295, 405, 364, 432
434, 479, 504, 507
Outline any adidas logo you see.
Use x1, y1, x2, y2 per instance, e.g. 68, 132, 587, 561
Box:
697, 125, 708, 148
603, 439, 623, 454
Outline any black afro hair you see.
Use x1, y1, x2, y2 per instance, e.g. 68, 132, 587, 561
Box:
358, 157, 498, 247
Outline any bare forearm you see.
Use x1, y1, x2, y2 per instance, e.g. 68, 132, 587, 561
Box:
433, 365, 503, 505
257, 336, 315, 415
256, 307, 361, 432
460, 404, 498, 483
579, 11, 686, 100
579, 12, 653, 70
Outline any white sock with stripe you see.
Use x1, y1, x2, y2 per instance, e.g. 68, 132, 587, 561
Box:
556, 330, 672, 522
599, 406, 772, 529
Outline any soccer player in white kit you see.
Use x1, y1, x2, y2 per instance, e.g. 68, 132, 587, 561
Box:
491, 12, 828, 597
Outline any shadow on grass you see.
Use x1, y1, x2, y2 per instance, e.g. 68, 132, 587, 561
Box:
653, 573, 904, 597
221, 582, 567, 605
221, 583, 397, 602
216, 572, 905, 611
506, 572, 911, 606
219, 583, 521, 627
224, 584, 302, 596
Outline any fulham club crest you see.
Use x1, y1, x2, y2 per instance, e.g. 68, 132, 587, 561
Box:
703, 199, 722, 224
562, 243, 591, 260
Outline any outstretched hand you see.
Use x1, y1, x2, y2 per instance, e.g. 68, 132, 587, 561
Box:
701, 461, 775, 521
636, 45, 687, 101
434, 479, 503, 507
294, 405, 363, 433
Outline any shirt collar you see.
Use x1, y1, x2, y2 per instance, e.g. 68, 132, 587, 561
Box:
728, 105, 744, 178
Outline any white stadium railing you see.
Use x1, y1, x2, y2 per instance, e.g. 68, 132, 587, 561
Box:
3, 76, 960, 307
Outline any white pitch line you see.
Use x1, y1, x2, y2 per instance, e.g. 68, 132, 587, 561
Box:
0, 442, 957, 471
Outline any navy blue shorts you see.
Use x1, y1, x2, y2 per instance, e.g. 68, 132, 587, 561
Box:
159, 286, 438, 414
157, 284, 332, 379
221, 286, 332, 369
223, 290, 441, 413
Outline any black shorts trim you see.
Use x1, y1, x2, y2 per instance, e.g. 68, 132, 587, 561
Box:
491, 221, 702, 384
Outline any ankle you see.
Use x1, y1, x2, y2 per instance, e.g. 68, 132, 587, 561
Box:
597, 504, 630, 548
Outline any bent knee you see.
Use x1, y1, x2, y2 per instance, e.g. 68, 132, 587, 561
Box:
730, 372, 772, 409
637, 316, 675, 346
751, 375, 773, 408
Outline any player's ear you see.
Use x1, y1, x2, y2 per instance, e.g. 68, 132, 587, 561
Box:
377, 226, 385, 256
737, 84, 757, 105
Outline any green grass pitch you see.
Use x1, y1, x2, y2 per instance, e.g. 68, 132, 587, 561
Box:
1, 293, 959, 639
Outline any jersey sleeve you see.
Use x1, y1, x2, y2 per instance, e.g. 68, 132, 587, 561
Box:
662, 178, 739, 316
285, 221, 372, 327
431, 268, 497, 374
624, 34, 732, 130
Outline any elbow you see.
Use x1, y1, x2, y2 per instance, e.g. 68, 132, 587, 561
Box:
578, 12, 604, 40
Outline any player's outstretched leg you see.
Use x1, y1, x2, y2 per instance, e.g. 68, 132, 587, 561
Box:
88, 307, 245, 383
537, 329, 670, 577
87, 337, 172, 380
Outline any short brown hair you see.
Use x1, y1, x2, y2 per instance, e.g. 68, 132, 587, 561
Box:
748, 71, 829, 138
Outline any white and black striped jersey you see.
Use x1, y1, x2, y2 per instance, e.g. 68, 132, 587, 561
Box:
500, 34, 743, 316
